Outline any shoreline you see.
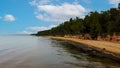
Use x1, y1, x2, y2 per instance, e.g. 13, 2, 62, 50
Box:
45, 36, 120, 62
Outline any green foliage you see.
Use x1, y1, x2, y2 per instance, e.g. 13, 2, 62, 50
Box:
118, 3, 120, 10
36, 3, 120, 39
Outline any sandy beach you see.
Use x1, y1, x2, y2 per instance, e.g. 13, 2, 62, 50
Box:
47, 36, 120, 57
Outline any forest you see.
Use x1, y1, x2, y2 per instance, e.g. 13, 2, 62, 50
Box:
36, 3, 120, 39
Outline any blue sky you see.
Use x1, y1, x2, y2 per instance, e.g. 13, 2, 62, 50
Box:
0, 0, 119, 34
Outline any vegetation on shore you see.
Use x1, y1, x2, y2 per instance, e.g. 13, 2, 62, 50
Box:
36, 3, 120, 40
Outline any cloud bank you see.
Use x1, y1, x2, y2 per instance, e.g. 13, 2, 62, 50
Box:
30, 0, 88, 23
27, 25, 56, 32
19, 25, 57, 34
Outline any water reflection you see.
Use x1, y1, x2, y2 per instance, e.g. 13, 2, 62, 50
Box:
50, 39, 120, 68
0, 36, 119, 68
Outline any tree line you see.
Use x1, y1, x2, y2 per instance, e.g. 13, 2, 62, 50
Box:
36, 3, 120, 39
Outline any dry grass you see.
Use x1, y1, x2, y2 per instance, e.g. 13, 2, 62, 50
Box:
47, 36, 120, 57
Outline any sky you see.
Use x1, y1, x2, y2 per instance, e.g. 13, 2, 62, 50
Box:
0, 0, 120, 34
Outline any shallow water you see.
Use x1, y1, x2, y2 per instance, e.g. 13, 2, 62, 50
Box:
0, 35, 119, 68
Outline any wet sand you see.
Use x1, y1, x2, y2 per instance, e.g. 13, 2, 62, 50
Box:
47, 36, 120, 57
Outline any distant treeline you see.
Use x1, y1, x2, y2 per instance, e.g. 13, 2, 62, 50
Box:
36, 3, 120, 39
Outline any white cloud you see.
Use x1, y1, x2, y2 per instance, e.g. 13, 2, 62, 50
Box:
29, 0, 50, 6
27, 25, 57, 32
27, 26, 49, 31
30, 0, 88, 23
4, 14, 16, 22
18, 31, 33, 34
36, 3, 87, 23
18, 25, 57, 34
109, 0, 120, 7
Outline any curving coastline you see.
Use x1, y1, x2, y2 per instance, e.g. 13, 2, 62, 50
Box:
46, 36, 120, 62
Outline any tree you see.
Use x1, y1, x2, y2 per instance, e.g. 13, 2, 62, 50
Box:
118, 3, 120, 10
36, 3, 120, 38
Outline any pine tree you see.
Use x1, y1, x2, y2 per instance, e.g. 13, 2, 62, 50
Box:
118, 3, 120, 10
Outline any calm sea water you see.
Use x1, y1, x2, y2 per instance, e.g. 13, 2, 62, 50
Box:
0, 35, 119, 68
